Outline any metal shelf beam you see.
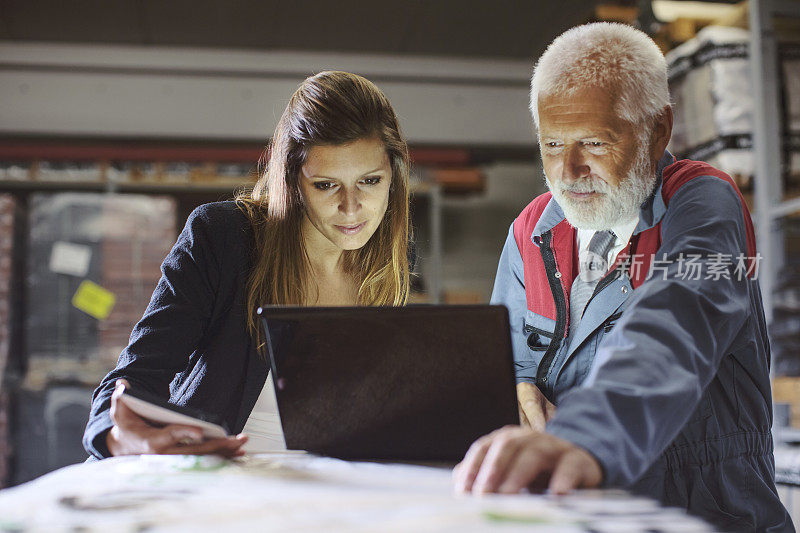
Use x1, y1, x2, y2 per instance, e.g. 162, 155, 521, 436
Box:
773, 196, 800, 219
749, 0, 800, 322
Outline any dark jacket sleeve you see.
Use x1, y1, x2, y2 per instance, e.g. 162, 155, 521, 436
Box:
546, 176, 754, 486
82, 203, 238, 458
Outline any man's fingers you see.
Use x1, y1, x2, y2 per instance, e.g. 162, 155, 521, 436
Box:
521, 399, 546, 432
496, 444, 548, 494
516, 382, 549, 432
548, 448, 602, 495
515, 382, 539, 404
454, 434, 494, 493
544, 399, 557, 422
518, 404, 530, 427
472, 429, 526, 494
453, 427, 602, 497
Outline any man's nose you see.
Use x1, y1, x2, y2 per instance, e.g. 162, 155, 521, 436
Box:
561, 145, 590, 185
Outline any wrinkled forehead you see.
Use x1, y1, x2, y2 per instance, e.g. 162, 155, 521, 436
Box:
538, 88, 632, 138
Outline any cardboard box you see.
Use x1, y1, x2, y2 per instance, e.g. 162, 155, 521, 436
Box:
773, 376, 800, 428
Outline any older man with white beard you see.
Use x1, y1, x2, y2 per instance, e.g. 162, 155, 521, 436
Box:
454, 22, 793, 532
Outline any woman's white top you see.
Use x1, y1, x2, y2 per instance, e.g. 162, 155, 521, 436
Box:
241, 376, 287, 453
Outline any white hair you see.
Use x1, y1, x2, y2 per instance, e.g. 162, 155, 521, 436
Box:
530, 22, 669, 129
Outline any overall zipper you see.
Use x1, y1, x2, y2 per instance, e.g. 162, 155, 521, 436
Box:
535, 231, 567, 395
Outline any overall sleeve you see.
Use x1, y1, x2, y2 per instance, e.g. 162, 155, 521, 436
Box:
82, 204, 226, 459
546, 176, 753, 486
490, 222, 536, 384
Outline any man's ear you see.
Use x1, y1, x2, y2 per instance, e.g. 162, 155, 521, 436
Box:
651, 105, 673, 160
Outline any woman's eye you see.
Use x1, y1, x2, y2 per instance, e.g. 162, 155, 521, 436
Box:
313, 182, 335, 191
586, 141, 604, 147
362, 176, 382, 185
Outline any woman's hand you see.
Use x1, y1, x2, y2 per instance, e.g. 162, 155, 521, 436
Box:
516, 382, 556, 432
106, 379, 248, 457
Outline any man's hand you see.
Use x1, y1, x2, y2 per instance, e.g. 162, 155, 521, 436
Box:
517, 382, 556, 431
453, 425, 602, 495
106, 379, 248, 457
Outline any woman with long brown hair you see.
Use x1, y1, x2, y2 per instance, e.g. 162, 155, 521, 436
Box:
83, 71, 412, 458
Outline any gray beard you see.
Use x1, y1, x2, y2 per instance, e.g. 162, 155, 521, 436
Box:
544, 148, 657, 230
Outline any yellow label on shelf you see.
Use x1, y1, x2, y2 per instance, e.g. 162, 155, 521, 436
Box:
72, 280, 116, 320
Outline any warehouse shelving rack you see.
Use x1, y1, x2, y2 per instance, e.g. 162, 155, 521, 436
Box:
750, 5, 800, 504
750, 0, 800, 323
0, 157, 443, 304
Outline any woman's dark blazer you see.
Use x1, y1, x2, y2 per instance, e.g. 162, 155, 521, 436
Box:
83, 201, 269, 458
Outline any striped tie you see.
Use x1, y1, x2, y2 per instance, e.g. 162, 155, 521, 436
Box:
569, 230, 616, 338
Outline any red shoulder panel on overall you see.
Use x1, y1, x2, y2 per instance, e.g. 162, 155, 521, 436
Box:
627, 159, 758, 287
513, 193, 557, 320
512, 159, 758, 318
661, 159, 756, 260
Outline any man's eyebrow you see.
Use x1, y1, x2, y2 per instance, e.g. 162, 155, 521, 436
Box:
540, 130, 620, 141
592, 130, 621, 141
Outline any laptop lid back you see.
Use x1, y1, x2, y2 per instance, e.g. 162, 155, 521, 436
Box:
258, 305, 518, 461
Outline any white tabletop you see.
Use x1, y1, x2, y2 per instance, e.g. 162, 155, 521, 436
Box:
0, 452, 714, 532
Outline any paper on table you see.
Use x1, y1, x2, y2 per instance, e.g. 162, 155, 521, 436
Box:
0, 455, 715, 532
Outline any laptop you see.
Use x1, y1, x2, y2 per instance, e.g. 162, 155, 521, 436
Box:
257, 304, 518, 462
